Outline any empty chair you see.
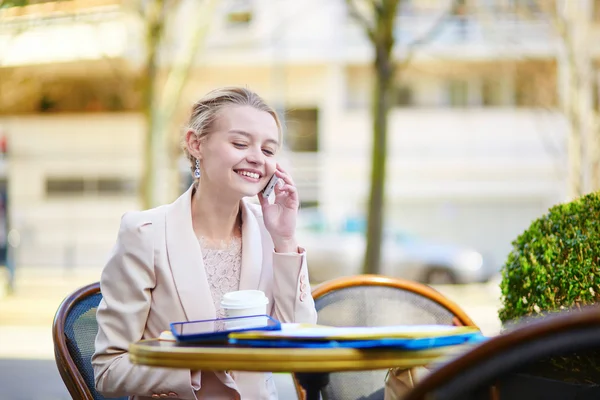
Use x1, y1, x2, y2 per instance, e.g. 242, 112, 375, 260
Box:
295, 274, 477, 400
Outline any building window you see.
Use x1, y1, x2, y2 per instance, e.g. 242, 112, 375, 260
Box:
46, 177, 136, 197
97, 178, 135, 194
509, 0, 542, 14
284, 108, 319, 152
300, 200, 319, 209
46, 178, 85, 195
452, 0, 468, 15
594, 0, 600, 21
226, 0, 253, 27
515, 78, 534, 107
514, 61, 557, 108
482, 78, 504, 106
394, 84, 413, 107
515, 70, 544, 107
447, 79, 469, 107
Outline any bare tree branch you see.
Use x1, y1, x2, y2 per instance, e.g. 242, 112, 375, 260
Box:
345, 0, 376, 42
0, 0, 28, 8
532, 107, 568, 174
373, 0, 384, 19
119, 0, 146, 18
398, 0, 457, 70
157, 0, 218, 130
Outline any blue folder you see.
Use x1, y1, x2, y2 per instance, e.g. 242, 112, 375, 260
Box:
229, 331, 487, 349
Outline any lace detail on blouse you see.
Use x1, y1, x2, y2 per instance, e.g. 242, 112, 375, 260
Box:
199, 236, 243, 319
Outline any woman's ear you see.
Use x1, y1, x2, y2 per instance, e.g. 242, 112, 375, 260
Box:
186, 130, 202, 160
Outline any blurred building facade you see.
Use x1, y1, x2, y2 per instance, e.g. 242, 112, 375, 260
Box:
0, 0, 598, 269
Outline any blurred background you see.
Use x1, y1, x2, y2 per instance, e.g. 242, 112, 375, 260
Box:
0, 0, 599, 398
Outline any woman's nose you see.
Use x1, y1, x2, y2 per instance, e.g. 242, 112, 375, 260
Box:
246, 147, 264, 165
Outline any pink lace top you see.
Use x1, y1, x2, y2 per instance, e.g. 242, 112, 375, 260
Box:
199, 236, 243, 319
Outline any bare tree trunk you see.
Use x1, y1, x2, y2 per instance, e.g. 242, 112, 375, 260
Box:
361, 0, 398, 275
564, 51, 584, 199
140, 0, 165, 210
554, 0, 594, 199
591, 99, 600, 190
346, 0, 453, 274
364, 44, 394, 274
156, 0, 218, 198
140, 0, 217, 209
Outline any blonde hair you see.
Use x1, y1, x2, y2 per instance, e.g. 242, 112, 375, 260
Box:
183, 87, 283, 175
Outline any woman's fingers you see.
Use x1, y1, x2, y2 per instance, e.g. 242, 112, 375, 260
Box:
274, 169, 295, 188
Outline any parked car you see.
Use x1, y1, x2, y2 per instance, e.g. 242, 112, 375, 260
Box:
296, 209, 494, 285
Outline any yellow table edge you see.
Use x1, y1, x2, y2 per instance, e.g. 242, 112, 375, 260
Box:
129, 339, 465, 372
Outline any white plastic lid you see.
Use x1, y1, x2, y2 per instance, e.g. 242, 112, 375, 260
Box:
220, 290, 269, 309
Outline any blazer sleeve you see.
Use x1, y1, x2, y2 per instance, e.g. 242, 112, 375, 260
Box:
271, 247, 318, 324
92, 212, 198, 400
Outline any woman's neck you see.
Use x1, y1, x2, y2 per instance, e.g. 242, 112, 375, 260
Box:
191, 185, 241, 242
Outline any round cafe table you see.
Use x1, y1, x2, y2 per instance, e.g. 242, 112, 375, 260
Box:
129, 339, 464, 400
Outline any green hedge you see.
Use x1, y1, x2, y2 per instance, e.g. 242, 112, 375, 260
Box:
499, 192, 600, 322
498, 191, 600, 382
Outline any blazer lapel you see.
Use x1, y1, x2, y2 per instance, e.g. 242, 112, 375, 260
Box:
238, 200, 264, 291
165, 186, 216, 323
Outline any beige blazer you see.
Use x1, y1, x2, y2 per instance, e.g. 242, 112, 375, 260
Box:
92, 186, 318, 400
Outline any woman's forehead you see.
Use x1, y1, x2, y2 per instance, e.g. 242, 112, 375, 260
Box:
213, 105, 279, 141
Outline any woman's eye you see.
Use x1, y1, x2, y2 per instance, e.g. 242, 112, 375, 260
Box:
262, 149, 275, 156
233, 143, 247, 149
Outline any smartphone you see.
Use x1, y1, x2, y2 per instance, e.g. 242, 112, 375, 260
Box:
261, 173, 279, 198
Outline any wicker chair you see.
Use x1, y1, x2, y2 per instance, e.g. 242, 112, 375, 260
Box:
405, 306, 600, 400
294, 274, 477, 400
52, 282, 127, 400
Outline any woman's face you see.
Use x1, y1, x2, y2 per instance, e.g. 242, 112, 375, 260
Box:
194, 105, 280, 199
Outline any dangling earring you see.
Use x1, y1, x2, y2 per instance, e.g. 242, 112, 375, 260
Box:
194, 159, 201, 178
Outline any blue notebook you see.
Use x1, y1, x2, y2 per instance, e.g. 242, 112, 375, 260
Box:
170, 315, 281, 343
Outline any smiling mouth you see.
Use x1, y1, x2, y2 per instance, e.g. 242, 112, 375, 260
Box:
235, 170, 262, 180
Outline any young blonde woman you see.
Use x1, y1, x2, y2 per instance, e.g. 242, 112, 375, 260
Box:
92, 87, 318, 400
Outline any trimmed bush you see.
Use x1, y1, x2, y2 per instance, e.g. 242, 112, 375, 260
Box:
499, 191, 600, 382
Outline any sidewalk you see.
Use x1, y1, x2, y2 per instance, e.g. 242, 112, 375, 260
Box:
0, 267, 103, 400
1, 267, 101, 322
0, 267, 102, 358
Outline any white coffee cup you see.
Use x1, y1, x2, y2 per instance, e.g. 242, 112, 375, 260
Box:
221, 290, 269, 330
